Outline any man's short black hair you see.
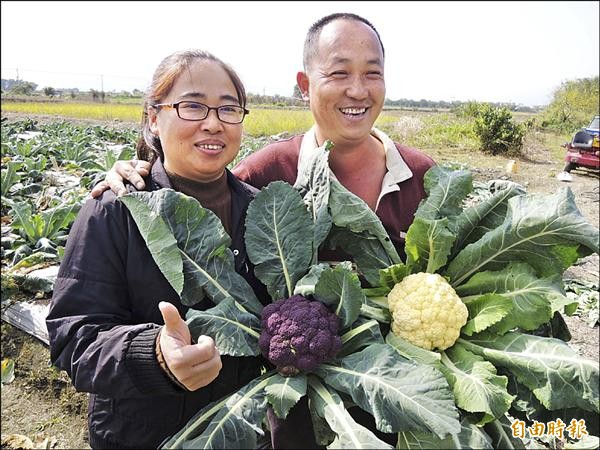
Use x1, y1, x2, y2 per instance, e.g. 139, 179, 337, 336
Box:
303, 13, 385, 70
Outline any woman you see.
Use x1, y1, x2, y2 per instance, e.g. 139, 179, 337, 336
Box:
46, 50, 269, 449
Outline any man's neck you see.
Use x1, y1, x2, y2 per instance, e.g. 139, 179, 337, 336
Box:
327, 134, 384, 176
321, 133, 387, 211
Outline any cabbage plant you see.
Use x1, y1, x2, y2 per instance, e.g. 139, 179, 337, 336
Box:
119, 178, 462, 449
120, 139, 599, 448
337, 165, 600, 447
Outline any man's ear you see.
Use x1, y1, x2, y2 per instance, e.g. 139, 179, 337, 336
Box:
296, 72, 309, 101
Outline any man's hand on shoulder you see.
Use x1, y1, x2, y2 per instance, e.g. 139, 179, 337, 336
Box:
90, 160, 151, 198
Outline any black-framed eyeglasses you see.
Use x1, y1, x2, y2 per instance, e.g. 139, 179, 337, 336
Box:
152, 101, 249, 124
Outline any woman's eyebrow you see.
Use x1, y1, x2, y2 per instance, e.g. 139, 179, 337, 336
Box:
179, 91, 205, 99
179, 92, 239, 103
220, 94, 240, 103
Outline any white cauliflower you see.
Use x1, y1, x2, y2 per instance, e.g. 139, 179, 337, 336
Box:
387, 273, 468, 351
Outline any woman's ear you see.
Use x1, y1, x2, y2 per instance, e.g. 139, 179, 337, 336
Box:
148, 107, 159, 136
296, 72, 309, 101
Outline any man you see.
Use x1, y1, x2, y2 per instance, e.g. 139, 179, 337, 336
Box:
92, 12, 435, 448
92, 12, 435, 261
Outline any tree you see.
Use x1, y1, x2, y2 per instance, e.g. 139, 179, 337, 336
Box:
541, 76, 599, 132
43, 86, 56, 97
292, 84, 303, 99
9, 81, 37, 96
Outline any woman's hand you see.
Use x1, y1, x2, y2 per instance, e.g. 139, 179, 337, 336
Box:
90, 160, 151, 198
157, 302, 222, 391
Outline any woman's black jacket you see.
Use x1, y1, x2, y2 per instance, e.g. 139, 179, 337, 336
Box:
46, 159, 269, 449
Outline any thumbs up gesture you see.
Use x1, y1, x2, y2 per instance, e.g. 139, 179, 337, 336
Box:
158, 301, 222, 391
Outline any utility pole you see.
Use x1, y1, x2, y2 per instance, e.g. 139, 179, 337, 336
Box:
100, 74, 105, 103
16, 68, 19, 82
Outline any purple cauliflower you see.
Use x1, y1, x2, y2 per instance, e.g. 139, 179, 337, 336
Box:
259, 295, 343, 376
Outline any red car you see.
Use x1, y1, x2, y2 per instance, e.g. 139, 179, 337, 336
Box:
563, 115, 600, 173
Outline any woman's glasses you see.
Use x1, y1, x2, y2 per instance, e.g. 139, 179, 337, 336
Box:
152, 101, 249, 124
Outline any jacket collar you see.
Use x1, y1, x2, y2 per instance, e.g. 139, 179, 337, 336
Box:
297, 126, 413, 209
148, 157, 255, 199
298, 126, 413, 182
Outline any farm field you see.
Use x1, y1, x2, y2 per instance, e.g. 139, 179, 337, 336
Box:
1, 107, 598, 449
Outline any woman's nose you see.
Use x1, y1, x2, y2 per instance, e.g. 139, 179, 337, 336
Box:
201, 109, 224, 132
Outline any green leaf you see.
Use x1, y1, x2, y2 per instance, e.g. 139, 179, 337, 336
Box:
40, 201, 81, 239
185, 298, 261, 356
293, 139, 333, 260
378, 263, 411, 289
527, 311, 572, 342
459, 332, 599, 413
308, 401, 337, 446
340, 317, 384, 357
308, 376, 394, 449
415, 166, 473, 221
121, 190, 262, 315
1, 358, 15, 384
452, 181, 525, 254
456, 262, 569, 334
119, 192, 184, 296
482, 415, 527, 449
264, 373, 307, 419
326, 227, 395, 286
245, 181, 314, 300
6, 201, 40, 244
162, 372, 275, 449
1, 161, 22, 197
12, 263, 59, 293
293, 263, 328, 296
405, 217, 456, 273
440, 345, 515, 424
328, 180, 401, 265
160, 395, 224, 448
315, 344, 460, 438
385, 332, 442, 366
359, 299, 391, 323
461, 293, 513, 336
446, 188, 600, 286
314, 264, 364, 328
507, 376, 600, 437
397, 417, 493, 449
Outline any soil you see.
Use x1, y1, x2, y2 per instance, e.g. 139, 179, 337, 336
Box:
1, 323, 89, 449
1, 112, 598, 449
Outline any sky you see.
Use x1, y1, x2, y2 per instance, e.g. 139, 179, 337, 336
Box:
1, 1, 598, 106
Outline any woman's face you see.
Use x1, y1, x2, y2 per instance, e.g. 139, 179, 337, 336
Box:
149, 59, 243, 182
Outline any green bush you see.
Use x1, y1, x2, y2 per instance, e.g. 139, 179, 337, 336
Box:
454, 101, 485, 119
473, 104, 525, 156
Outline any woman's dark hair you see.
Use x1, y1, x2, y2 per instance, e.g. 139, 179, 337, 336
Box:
137, 49, 247, 162
303, 13, 385, 71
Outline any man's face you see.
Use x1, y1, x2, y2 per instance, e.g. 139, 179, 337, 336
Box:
298, 19, 385, 148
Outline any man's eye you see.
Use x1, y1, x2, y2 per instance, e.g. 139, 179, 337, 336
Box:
330, 71, 347, 77
220, 106, 238, 113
